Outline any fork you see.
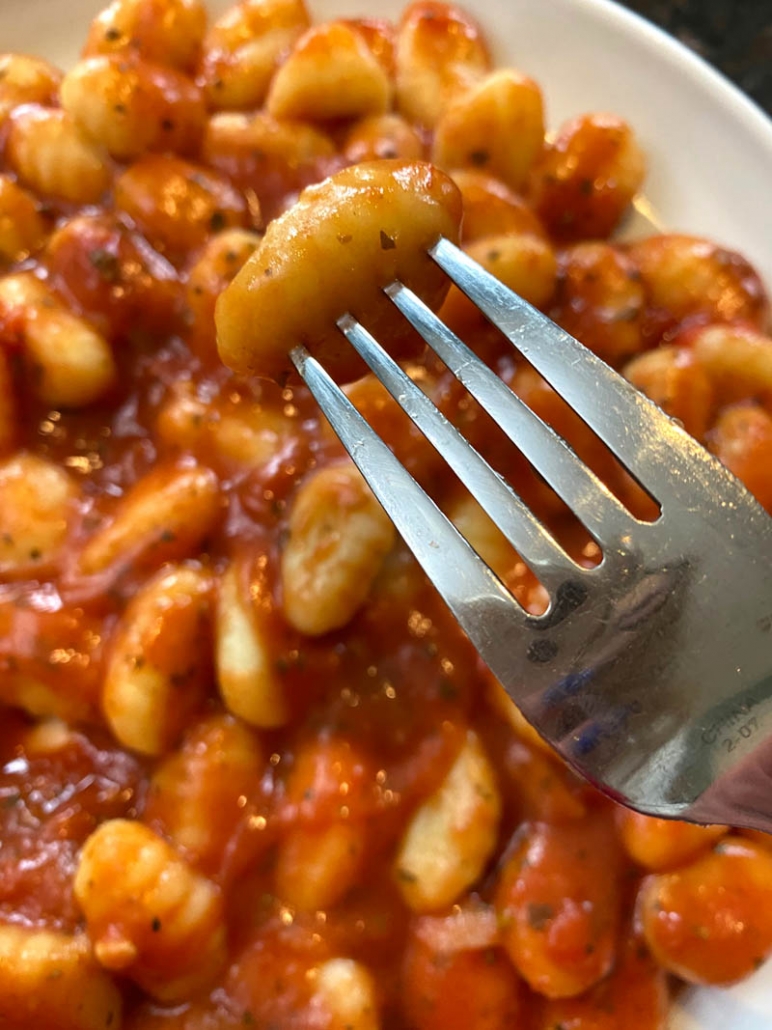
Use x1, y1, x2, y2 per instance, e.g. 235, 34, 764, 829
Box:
290, 236, 772, 835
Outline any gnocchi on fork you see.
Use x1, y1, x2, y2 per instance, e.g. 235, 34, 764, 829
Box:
217, 159, 772, 835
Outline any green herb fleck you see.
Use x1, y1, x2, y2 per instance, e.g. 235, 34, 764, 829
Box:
527, 902, 555, 930
438, 679, 458, 701
89, 248, 121, 283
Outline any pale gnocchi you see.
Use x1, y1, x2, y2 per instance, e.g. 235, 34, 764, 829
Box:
395, 730, 501, 911
281, 460, 396, 635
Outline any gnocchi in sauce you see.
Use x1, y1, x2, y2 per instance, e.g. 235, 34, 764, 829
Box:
0, 1, 771, 1028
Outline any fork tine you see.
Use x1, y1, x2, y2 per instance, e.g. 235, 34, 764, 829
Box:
337, 314, 580, 593
385, 280, 637, 543
430, 236, 696, 496
289, 344, 529, 638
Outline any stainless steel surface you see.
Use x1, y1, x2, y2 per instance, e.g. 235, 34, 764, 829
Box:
290, 237, 772, 834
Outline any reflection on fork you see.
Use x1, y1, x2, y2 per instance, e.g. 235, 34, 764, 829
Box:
291, 236, 772, 834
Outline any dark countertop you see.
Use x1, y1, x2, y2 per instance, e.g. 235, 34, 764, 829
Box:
615, 0, 772, 115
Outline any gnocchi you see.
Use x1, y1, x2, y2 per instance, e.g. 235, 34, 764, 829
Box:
215, 159, 463, 383
145, 713, 264, 872
82, 0, 207, 71
102, 563, 213, 755
281, 461, 396, 635
0, 53, 62, 122
495, 815, 623, 997
266, 21, 393, 121
0, 452, 79, 577
0, 924, 122, 1030
77, 461, 221, 577
395, 730, 501, 911
61, 54, 206, 160
215, 556, 289, 726
432, 69, 545, 192
6, 106, 111, 204
0, 175, 46, 262
74, 819, 227, 1001
0, 273, 117, 407
637, 837, 772, 984
312, 958, 380, 1030
199, 0, 310, 110
530, 113, 646, 240
394, 0, 490, 127
114, 154, 253, 259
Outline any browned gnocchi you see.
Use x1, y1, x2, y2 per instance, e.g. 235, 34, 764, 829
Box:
215, 158, 463, 383
61, 54, 206, 160
199, 0, 310, 110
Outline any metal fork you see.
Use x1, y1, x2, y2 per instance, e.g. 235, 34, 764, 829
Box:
290, 237, 772, 834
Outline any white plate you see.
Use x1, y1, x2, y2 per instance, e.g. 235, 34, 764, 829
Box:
3, 0, 772, 1026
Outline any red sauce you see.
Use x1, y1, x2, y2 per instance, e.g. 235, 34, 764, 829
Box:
0, 723, 144, 931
